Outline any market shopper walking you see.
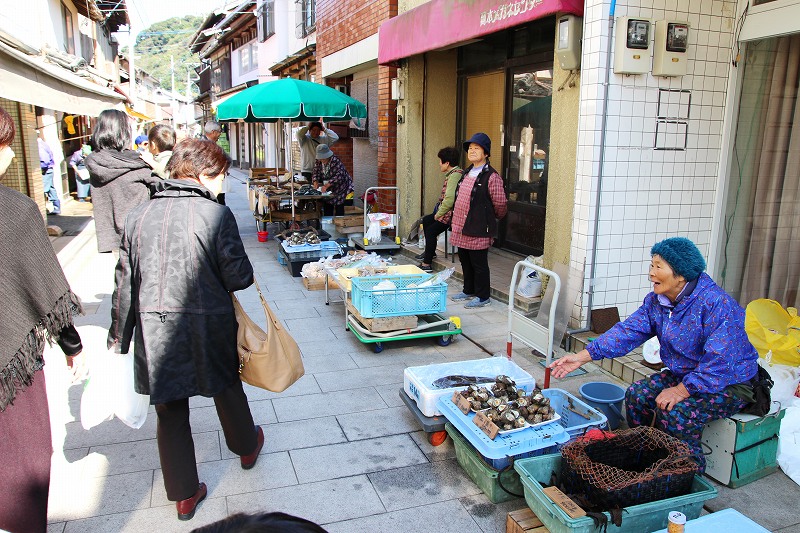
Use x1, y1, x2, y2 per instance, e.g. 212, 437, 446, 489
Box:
297, 120, 339, 179
202, 121, 229, 205
549, 237, 759, 471
108, 139, 263, 521
69, 144, 92, 201
145, 124, 176, 179
449, 133, 507, 308
38, 135, 60, 214
85, 109, 160, 253
417, 146, 463, 272
0, 106, 84, 533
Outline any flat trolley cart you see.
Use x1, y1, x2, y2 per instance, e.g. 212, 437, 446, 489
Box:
351, 186, 401, 253
346, 273, 460, 353
348, 312, 462, 354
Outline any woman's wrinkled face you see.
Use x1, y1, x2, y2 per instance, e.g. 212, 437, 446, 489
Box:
0, 145, 15, 176
649, 254, 686, 301
467, 143, 486, 166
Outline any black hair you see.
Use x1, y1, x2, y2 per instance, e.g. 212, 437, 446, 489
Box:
148, 124, 176, 153
308, 121, 323, 130
93, 109, 132, 151
189, 512, 328, 533
437, 146, 460, 167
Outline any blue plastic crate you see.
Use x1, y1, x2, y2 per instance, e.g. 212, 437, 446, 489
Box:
350, 274, 447, 318
277, 250, 287, 266
437, 395, 570, 468
544, 388, 608, 439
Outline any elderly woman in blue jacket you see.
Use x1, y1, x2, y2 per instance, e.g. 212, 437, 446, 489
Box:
550, 237, 759, 470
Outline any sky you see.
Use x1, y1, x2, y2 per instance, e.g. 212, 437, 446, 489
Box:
125, 0, 229, 34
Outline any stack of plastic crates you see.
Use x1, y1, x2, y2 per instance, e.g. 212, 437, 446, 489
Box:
350, 274, 447, 318
279, 241, 342, 277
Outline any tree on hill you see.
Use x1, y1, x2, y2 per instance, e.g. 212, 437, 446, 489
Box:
130, 15, 203, 96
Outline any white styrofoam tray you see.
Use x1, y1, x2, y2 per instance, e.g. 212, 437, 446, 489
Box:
403, 357, 536, 417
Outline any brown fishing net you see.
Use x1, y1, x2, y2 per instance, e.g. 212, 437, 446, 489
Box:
560, 426, 699, 509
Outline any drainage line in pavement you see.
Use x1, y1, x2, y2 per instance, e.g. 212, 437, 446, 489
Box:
459, 332, 496, 356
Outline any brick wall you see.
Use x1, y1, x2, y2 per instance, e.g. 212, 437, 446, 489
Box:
316, 0, 398, 57
1, 98, 46, 217
377, 65, 397, 213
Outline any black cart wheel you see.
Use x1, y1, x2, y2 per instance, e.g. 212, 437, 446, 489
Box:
374, 342, 384, 353
437, 335, 453, 347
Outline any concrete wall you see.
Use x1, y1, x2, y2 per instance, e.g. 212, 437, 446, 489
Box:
544, 50, 580, 268
351, 68, 380, 201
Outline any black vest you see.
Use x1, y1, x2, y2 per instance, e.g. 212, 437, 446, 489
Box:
456, 164, 502, 238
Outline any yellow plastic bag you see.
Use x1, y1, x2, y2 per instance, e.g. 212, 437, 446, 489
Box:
745, 299, 800, 366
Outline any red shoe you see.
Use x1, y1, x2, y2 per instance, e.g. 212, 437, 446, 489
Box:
240, 426, 264, 470
176, 482, 207, 521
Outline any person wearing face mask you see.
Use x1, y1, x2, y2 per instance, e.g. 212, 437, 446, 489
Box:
109, 139, 262, 521
0, 106, 84, 533
549, 237, 760, 472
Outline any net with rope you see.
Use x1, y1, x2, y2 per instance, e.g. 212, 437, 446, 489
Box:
559, 426, 699, 510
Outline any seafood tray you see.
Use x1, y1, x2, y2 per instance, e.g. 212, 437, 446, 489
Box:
350, 274, 447, 318
437, 394, 569, 469
404, 357, 536, 417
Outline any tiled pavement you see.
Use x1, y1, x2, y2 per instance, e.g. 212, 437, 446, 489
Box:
42, 169, 800, 533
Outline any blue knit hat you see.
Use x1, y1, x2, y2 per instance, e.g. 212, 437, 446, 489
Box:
463, 132, 491, 157
650, 237, 706, 281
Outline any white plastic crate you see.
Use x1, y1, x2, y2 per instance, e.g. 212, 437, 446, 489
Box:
403, 357, 536, 417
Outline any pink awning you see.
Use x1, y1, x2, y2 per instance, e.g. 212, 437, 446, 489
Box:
379, 0, 584, 65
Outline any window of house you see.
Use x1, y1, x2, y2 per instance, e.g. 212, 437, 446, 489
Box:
238, 41, 258, 73
62, 2, 75, 55
719, 33, 800, 307
257, 0, 275, 41
295, 0, 315, 38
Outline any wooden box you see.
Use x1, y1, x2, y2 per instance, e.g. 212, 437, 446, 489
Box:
302, 276, 338, 291
507, 508, 550, 533
346, 300, 417, 332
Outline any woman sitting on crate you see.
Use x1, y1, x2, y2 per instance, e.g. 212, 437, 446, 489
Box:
417, 146, 463, 273
549, 237, 760, 471
311, 143, 353, 217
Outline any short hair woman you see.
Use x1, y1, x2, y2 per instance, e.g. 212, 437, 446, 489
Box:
109, 139, 263, 521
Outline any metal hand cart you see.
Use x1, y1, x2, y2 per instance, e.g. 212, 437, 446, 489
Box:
351, 186, 401, 253
507, 260, 561, 388
348, 312, 462, 353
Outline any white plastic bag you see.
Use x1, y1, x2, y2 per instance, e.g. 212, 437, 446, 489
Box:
516, 269, 542, 298
366, 220, 382, 245
642, 337, 662, 364
778, 406, 800, 487
81, 350, 149, 430
761, 358, 800, 407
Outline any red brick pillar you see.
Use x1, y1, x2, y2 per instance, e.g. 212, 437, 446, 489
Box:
377, 64, 397, 213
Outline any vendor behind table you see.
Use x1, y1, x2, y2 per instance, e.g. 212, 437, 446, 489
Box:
297, 120, 339, 180
311, 143, 353, 217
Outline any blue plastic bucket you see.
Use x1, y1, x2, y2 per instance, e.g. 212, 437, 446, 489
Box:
579, 382, 627, 430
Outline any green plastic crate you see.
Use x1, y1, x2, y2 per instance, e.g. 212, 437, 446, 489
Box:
445, 423, 524, 504
514, 454, 718, 533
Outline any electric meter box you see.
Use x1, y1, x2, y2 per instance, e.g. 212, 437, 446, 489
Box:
653, 20, 690, 76
556, 15, 582, 70
613, 16, 652, 74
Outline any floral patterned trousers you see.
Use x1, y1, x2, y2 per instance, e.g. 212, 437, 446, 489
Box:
625, 370, 747, 471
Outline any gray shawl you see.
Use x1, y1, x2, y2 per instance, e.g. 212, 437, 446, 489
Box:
0, 185, 82, 410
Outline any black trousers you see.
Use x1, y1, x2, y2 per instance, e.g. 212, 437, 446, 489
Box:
421, 214, 448, 264
323, 198, 353, 217
458, 247, 490, 301
156, 380, 257, 501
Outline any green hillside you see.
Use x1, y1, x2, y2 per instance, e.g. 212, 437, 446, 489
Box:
132, 15, 203, 96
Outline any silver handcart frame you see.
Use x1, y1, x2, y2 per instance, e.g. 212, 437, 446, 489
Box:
351, 186, 401, 253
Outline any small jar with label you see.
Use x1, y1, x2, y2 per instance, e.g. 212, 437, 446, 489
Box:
667, 511, 686, 533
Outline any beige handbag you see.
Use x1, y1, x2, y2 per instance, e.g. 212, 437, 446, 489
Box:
232, 278, 304, 392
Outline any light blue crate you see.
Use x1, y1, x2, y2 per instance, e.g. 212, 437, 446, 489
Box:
544, 388, 608, 439
350, 274, 447, 318
277, 250, 287, 266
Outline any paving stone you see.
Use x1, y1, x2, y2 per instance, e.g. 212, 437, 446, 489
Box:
323, 499, 479, 531
313, 364, 408, 392
227, 475, 385, 525
46, 523, 65, 533
337, 406, 419, 440
272, 387, 387, 422
63, 416, 157, 450
83, 432, 220, 477
241, 373, 322, 401
152, 452, 297, 506
409, 431, 456, 462
375, 383, 406, 408
298, 337, 365, 356
300, 353, 358, 374
48, 469, 154, 522
460, 493, 528, 533
290, 434, 428, 484
368, 459, 481, 511
187, 401, 277, 433
220, 417, 347, 458
61, 498, 228, 533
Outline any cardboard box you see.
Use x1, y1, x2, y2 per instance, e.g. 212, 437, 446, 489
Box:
302, 276, 338, 291
507, 508, 550, 533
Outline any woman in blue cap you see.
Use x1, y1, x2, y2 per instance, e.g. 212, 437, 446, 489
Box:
449, 132, 508, 308
550, 237, 759, 470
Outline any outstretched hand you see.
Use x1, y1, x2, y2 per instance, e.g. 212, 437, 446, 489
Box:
548, 350, 592, 379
